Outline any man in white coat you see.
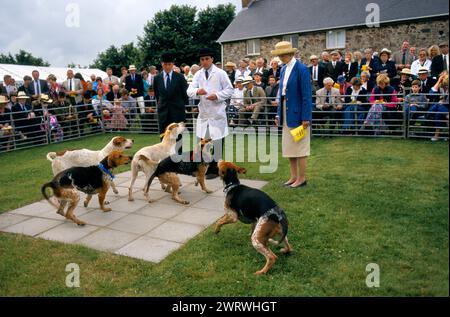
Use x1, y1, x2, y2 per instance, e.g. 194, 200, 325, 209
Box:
187, 48, 234, 162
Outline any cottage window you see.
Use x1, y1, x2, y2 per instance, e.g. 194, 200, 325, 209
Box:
246, 39, 261, 55
282, 34, 299, 49
326, 29, 346, 49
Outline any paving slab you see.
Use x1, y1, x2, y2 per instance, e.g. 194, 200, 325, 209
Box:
135, 202, 188, 219
37, 223, 99, 243
108, 214, 165, 235
0, 213, 30, 230
77, 228, 139, 252
172, 207, 224, 227
2, 218, 63, 237
79, 210, 128, 227
116, 236, 182, 263
146, 221, 205, 244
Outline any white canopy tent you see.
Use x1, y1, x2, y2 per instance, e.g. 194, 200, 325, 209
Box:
0, 64, 108, 84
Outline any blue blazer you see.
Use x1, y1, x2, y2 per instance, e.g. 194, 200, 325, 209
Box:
277, 60, 312, 127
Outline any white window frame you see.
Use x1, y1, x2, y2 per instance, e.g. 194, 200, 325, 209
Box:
326, 29, 346, 49
283, 34, 299, 49
246, 39, 261, 56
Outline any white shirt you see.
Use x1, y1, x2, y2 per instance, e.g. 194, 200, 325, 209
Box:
282, 57, 297, 96
235, 67, 251, 79
231, 88, 244, 107
411, 59, 432, 76
163, 71, 173, 89
187, 65, 234, 140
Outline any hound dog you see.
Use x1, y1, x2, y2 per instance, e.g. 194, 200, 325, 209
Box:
128, 122, 185, 202
46, 136, 134, 195
214, 160, 292, 275
142, 138, 215, 205
41, 151, 131, 226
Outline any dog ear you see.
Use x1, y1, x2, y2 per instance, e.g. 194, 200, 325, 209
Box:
113, 136, 126, 146
238, 168, 247, 174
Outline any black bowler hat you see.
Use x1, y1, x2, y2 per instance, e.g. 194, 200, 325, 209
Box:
160, 52, 176, 63
198, 48, 215, 58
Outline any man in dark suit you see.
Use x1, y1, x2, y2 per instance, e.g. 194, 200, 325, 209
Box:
28, 70, 49, 100
106, 84, 121, 102
325, 51, 344, 82
431, 42, 449, 78
153, 52, 189, 136
125, 65, 145, 115
11, 92, 34, 136
308, 55, 326, 91
417, 67, 438, 103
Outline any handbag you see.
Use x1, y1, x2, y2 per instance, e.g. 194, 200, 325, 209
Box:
290, 124, 307, 142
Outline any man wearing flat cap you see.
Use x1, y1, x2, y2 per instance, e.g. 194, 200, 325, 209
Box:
153, 52, 189, 136
187, 47, 234, 161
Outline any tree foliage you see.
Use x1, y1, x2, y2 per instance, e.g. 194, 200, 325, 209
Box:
90, 42, 141, 75
0, 50, 50, 66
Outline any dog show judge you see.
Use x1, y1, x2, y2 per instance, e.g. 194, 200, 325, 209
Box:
153, 52, 189, 136
187, 48, 234, 159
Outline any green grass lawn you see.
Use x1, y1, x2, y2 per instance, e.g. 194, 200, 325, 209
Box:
0, 134, 448, 296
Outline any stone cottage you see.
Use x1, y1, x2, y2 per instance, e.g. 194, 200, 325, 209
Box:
218, 0, 449, 64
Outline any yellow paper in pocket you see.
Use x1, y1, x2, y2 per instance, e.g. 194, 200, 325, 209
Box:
290, 125, 307, 142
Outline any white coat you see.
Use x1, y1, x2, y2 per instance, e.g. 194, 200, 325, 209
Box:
187, 65, 234, 140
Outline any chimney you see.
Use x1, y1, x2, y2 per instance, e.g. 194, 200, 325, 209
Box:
242, 0, 252, 8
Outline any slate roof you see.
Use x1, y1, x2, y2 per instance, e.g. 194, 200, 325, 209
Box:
218, 0, 449, 42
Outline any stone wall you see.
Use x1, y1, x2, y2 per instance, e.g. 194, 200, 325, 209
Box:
221, 17, 449, 64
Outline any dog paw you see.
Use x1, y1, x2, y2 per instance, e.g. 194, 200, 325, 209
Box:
214, 226, 221, 234
128, 197, 134, 202
83, 201, 89, 208
254, 270, 266, 276
76, 220, 86, 226
181, 200, 190, 205
113, 189, 119, 194
281, 247, 293, 254
194, 181, 199, 187
147, 199, 156, 204
102, 208, 112, 212
204, 189, 213, 194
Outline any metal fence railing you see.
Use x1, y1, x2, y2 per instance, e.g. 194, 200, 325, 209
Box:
0, 91, 448, 153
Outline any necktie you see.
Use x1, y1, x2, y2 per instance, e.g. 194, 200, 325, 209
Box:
166, 73, 171, 89
444, 55, 448, 71
402, 52, 406, 65
313, 67, 317, 81
326, 91, 330, 104
205, 70, 209, 80
22, 104, 26, 112
34, 81, 38, 94
132, 75, 135, 82
69, 79, 72, 91
37, 81, 41, 94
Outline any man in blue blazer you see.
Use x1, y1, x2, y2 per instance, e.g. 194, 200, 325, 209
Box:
273, 41, 312, 189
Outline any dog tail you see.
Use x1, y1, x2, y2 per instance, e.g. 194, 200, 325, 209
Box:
41, 182, 59, 209
46, 152, 57, 162
137, 154, 159, 165
278, 211, 289, 244
144, 172, 158, 194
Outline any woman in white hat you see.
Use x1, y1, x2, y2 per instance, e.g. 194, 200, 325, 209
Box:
272, 41, 313, 188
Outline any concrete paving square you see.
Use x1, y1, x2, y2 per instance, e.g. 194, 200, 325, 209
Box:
0, 170, 267, 263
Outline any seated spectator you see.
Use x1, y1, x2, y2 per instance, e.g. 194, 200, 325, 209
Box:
106, 84, 121, 102
362, 48, 379, 83
365, 74, 399, 133
235, 59, 251, 79
343, 52, 358, 82
92, 87, 111, 115
6, 92, 17, 110
342, 78, 368, 133
314, 77, 342, 132
12, 91, 35, 140
95, 77, 109, 94
228, 77, 245, 126
411, 48, 432, 77
40, 94, 63, 143
375, 48, 397, 79
391, 68, 413, 99
77, 91, 99, 136
120, 88, 137, 123
359, 71, 374, 94
18, 76, 33, 106
53, 91, 78, 139
0, 95, 13, 151
417, 67, 437, 100
335, 75, 351, 102
142, 86, 157, 132
239, 76, 266, 126
253, 72, 266, 90
404, 80, 429, 121
267, 57, 281, 82
428, 73, 449, 141
265, 75, 280, 123
353, 51, 364, 79
224, 62, 236, 85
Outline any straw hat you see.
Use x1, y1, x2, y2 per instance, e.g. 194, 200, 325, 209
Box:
128, 65, 137, 71
0, 95, 8, 104
417, 66, 429, 75
242, 75, 255, 85
309, 55, 319, 60
234, 76, 245, 83
400, 68, 412, 76
40, 94, 53, 104
225, 62, 236, 68
17, 91, 30, 99
271, 41, 297, 56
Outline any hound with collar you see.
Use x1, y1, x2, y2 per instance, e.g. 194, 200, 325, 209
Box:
41, 151, 131, 226
214, 160, 292, 275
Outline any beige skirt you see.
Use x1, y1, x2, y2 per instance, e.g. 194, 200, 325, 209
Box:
282, 103, 311, 158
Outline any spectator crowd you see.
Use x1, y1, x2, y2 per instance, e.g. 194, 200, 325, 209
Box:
0, 40, 448, 152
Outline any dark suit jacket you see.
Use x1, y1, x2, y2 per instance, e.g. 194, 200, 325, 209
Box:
153, 71, 189, 133
125, 74, 144, 98
28, 79, 50, 96
375, 60, 397, 79
11, 103, 32, 128
361, 58, 379, 82
267, 67, 281, 81
431, 55, 446, 78
0, 84, 7, 96
308, 65, 326, 88
343, 62, 358, 82
106, 90, 121, 102
325, 61, 344, 82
